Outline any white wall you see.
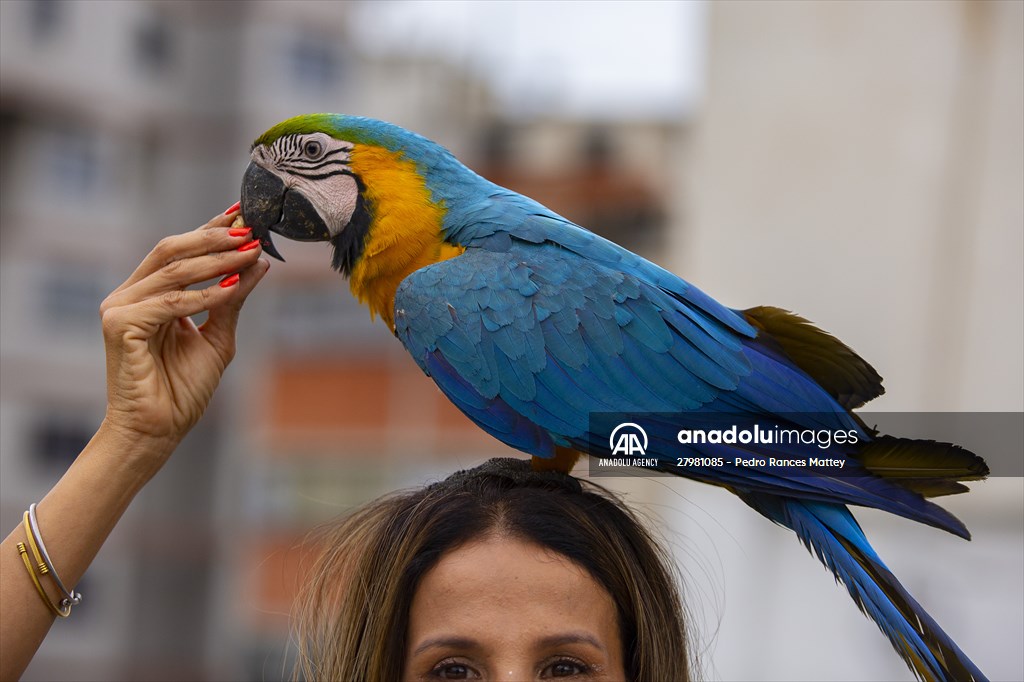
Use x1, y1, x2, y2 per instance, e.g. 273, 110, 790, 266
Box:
664, 2, 1023, 679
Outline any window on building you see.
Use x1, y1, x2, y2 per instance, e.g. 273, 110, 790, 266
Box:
39, 266, 108, 330
272, 283, 375, 349
480, 123, 515, 168
0, 109, 19, 202
31, 414, 93, 470
475, 125, 667, 255
28, 0, 63, 42
287, 33, 341, 90
582, 125, 614, 167
44, 127, 100, 198
135, 13, 175, 74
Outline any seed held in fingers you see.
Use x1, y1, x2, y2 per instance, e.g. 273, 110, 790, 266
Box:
224, 200, 241, 215
219, 273, 240, 288
238, 239, 261, 252
228, 227, 252, 237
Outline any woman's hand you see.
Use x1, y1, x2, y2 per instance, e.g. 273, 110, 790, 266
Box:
1, 207, 270, 681
98, 208, 269, 463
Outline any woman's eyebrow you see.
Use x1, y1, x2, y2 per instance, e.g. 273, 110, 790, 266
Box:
412, 636, 480, 655
537, 632, 606, 652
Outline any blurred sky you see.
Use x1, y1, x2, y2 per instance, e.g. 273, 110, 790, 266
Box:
351, 0, 706, 119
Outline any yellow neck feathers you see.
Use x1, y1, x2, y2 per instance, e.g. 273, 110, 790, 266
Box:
347, 145, 464, 330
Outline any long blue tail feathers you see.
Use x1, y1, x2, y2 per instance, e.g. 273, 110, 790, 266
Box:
740, 494, 987, 682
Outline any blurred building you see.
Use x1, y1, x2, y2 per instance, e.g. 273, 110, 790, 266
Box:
671, 2, 1023, 681
475, 118, 676, 255
0, 2, 679, 680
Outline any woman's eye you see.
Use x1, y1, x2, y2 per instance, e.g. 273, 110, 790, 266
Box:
303, 140, 323, 158
429, 662, 479, 680
544, 658, 589, 678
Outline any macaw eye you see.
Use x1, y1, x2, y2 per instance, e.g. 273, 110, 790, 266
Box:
303, 140, 323, 159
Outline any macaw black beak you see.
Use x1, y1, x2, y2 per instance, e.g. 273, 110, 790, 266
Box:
240, 161, 331, 262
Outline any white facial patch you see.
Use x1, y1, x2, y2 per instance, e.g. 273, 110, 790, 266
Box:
297, 172, 358, 237
252, 133, 359, 238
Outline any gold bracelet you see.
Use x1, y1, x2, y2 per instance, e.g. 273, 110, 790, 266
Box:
20, 513, 71, 618
27, 503, 81, 607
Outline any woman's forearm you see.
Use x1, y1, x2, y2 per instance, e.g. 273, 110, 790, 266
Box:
0, 423, 176, 681
0, 211, 266, 680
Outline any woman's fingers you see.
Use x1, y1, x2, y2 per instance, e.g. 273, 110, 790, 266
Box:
111, 212, 252, 295
121, 227, 252, 292
107, 239, 263, 309
200, 258, 271, 358
102, 276, 248, 339
99, 206, 271, 360
205, 207, 241, 230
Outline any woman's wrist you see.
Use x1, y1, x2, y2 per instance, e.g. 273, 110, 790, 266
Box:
92, 417, 182, 486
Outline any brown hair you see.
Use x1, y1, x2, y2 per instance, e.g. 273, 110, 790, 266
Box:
292, 458, 690, 681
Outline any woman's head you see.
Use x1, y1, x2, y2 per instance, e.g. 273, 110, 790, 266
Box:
294, 458, 689, 681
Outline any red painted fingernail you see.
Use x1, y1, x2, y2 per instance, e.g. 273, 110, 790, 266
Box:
238, 238, 261, 252
219, 273, 240, 288
228, 227, 252, 237
224, 201, 241, 215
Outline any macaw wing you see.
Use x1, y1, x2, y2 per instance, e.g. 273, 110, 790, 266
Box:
395, 243, 752, 451
451, 198, 759, 340
394, 243, 962, 532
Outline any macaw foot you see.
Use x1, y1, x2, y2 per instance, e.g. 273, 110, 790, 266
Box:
531, 447, 583, 475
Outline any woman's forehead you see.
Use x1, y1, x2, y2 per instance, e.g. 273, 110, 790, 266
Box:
407, 535, 619, 638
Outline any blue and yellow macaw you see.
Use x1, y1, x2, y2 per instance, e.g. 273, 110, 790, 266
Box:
240, 113, 988, 681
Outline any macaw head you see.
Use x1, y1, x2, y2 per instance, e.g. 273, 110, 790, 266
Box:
240, 113, 463, 273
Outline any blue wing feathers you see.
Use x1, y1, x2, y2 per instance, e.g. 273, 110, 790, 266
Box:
666, 335, 742, 392
618, 335, 711, 409
577, 308, 624, 356
435, 322, 476, 362
492, 340, 536, 403
490, 323, 526, 361
581, 341, 677, 412
424, 351, 556, 455
659, 300, 745, 363
540, 317, 588, 369
422, 352, 490, 411
613, 307, 634, 326
535, 353, 624, 414
397, 242, 827, 452
620, 296, 674, 352
390, 165, 987, 681
395, 242, 971, 536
